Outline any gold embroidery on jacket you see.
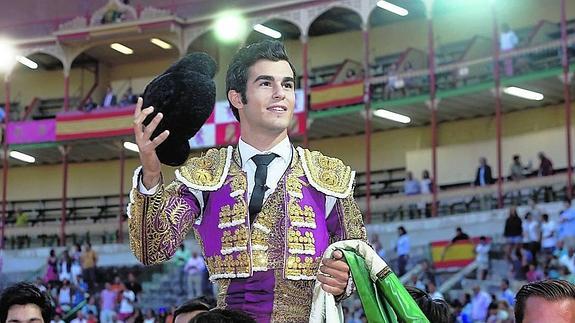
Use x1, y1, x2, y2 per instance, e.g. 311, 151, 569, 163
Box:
221, 225, 249, 255
299, 148, 354, 197
287, 228, 316, 255
285, 255, 320, 279
179, 147, 229, 188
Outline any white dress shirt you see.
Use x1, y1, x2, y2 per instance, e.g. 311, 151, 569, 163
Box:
138, 137, 337, 221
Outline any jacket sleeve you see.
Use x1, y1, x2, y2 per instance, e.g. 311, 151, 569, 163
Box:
128, 175, 201, 266
326, 193, 367, 243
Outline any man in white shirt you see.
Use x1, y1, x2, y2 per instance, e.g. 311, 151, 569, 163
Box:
184, 252, 206, 299
500, 23, 519, 76
523, 212, 541, 260
128, 40, 366, 321
474, 236, 490, 280
471, 285, 491, 322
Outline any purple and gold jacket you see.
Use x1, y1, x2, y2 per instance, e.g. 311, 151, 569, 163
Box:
128, 146, 366, 322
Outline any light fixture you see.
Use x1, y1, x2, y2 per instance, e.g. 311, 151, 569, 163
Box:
9, 150, 36, 163
377, 1, 409, 16
16, 56, 38, 69
253, 24, 282, 39
373, 109, 411, 124
503, 86, 544, 101
110, 43, 134, 55
214, 11, 247, 43
0, 40, 16, 72
150, 38, 172, 49
123, 141, 139, 153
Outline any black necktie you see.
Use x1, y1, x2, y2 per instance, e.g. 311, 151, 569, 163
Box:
249, 153, 277, 223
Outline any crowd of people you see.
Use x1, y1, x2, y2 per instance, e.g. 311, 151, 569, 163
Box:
2, 276, 575, 323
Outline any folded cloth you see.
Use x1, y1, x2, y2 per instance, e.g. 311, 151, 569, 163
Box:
309, 240, 429, 323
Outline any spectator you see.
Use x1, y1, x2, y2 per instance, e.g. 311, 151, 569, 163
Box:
404, 171, 421, 195
51, 314, 65, 323
70, 311, 87, 323
86, 311, 98, 323
57, 279, 73, 312
420, 170, 433, 194
559, 247, 575, 275
83, 97, 97, 112
143, 309, 155, 323
58, 250, 73, 282
99, 282, 117, 323
452, 227, 470, 242
419, 170, 433, 217
0, 282, 54, 323
486, 302, 499, 323
470, 285, 491, 322
538, 152, 553, 176
559, 198, 575, 246
44, 249, 58, 284
497, 278, 515, 307
425, 281, 444, 300
117, 283, 136, 323
120, 88, 137, 107
126, 308, 143, 323
418, 259, 437, 286
441, 227, 471, 260
523, 212, 541, 261
500, 23, 519, 76
475, 236, 491, 280
173, 244, 191, 295
383, 63, 400, 99
504, 207, 523, 255
526, 264, 544, 282
80, 243, 98, 291
125, 272, 142, 301
407, 274, 426, 291
514, 279, 575, 323
450, 299, 470, 323
14, 208, 29, 227
474, 157, 496, 210
497, 300, 513, 323
81, 296, 98, 319
101, 86, 117, 108
184, 252, 206, 299
395, 226, 410, 276
71, 244, 83, 284
173, 297, 215, 323
509, 154, 529, 182
474, 157, 495, 186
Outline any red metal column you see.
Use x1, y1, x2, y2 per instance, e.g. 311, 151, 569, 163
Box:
427, 17, 438, 216
491, 4, 504, 208
363, 27, 372, 223
301, 35, 309, 148
63, 75, 70, 111
60, 145, 69, 246
118, 146, 126, 243
1, 80, 11, 250
561, 0, 573, 199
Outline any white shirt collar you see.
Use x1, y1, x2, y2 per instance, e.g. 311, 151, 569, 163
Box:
238, 136, 292, 166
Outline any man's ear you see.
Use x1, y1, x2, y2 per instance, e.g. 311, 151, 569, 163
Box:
228, 90, 244, 110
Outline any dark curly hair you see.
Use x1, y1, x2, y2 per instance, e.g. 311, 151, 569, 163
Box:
0, 282, 54, 323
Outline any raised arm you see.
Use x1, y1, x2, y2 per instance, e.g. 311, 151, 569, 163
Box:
128, 98, 200, 265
